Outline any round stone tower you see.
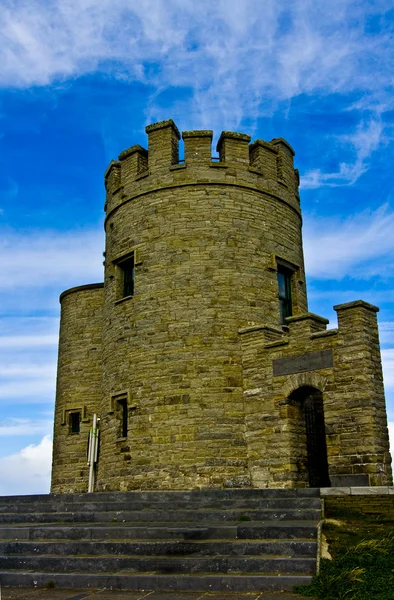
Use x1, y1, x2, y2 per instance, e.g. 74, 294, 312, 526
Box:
52, 119, 392, 493
51, 283, 103, 491
96, 120, 306, 490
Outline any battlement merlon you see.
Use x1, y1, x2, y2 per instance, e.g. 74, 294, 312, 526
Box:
216, 131, 251, 165
146, 119, 181, 171
334, 300, 380, 338
104, 160, 121, 195
271, 138, 295, 158
118, 145, 148, 185
285, 312, 329, 336
182, 130, 213, 164
249, 140, 278, 179
270, 138, 296, 189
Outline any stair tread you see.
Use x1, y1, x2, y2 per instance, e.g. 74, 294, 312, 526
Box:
0, 570, 314, 590
0, 552, 315, 558
0, 537, 316, 546
0, 489, 320, 500
0, 569, 314, 576
0, 509, 319, 512
0, 519, 320, 527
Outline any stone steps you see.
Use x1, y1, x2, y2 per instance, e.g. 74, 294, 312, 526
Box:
0, 497, 321, 512
0, 508, 321, 524
0, 489, 321, 592
0, 522, 319, 540
0, 539, 317, 556
0, 571, 314, 591
0, 555, 316, 573
0, 488, 319, 503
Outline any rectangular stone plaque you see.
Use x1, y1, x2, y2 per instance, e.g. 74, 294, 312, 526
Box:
273, 349, 333, 377
330, 475, 369, 488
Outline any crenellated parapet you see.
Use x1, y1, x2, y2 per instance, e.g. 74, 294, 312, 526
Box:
103, 120, 300, 218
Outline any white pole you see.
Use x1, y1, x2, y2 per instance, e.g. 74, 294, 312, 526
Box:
88, 413, 98, 493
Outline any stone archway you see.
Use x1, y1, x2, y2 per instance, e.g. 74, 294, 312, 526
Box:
282, 371, 328, 398
288, 386, 331, 488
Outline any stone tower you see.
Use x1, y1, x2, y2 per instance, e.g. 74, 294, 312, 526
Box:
51, 120, 392, 493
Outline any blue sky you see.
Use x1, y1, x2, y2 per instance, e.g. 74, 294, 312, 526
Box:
0, 0, 394, 494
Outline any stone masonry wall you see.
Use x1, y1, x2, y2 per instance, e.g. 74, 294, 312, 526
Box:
332, 302, 391, 485
51, 119, 391, 492
241, 303, 392, 488
322, 486, 394, 519
51, 284, 104, 493
325, 495, 394, 519
97, 120, 305, 490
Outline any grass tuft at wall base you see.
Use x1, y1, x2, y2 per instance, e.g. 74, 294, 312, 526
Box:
295, 514, 394, 600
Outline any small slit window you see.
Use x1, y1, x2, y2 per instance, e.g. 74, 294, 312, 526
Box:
120, 255, 135, 298
118, 398, 128, 438
69, 412, 81, 434
277, 266, 293, 324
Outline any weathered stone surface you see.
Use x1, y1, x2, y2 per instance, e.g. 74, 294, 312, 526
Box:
51, 284, 103, 493
51, 121, 392, 492
330, 475, 368, 487
273, 350, 333, 376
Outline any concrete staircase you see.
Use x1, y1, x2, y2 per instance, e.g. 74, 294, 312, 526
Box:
0, 489, 321, 592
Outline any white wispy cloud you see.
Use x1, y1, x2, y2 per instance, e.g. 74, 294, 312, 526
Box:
301, 118, 383, 188
0, 435, 52, 495
0, 228, 103, 313
0, 418, 52, 437
0, 344, 57, 402
378, 322, 394, 346
308, 289, 394, 310
0, 0, 391, 190
0, 335, 58, 348
1, 1, 393, 131
0, 227, 103, 290
0, 229, 102, 408
0, 317, 59, 336
304, 204, 394, 280
0, 379, 55, 401
382, 349, 394, 390
0, 318, 59, 406
0, 365, 55, 378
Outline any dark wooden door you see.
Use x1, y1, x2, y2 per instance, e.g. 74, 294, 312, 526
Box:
303, 392, 331, 487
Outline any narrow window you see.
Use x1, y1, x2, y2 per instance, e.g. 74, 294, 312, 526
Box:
69, 412, 81, 434
120, 255, 135, 298
277, 266, 292, 324
118, 399, 128, 438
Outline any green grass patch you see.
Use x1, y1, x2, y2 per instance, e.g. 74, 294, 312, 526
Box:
295, 512, 394, 600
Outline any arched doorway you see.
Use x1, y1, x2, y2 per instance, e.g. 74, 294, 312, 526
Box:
289, 386, 331, 487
